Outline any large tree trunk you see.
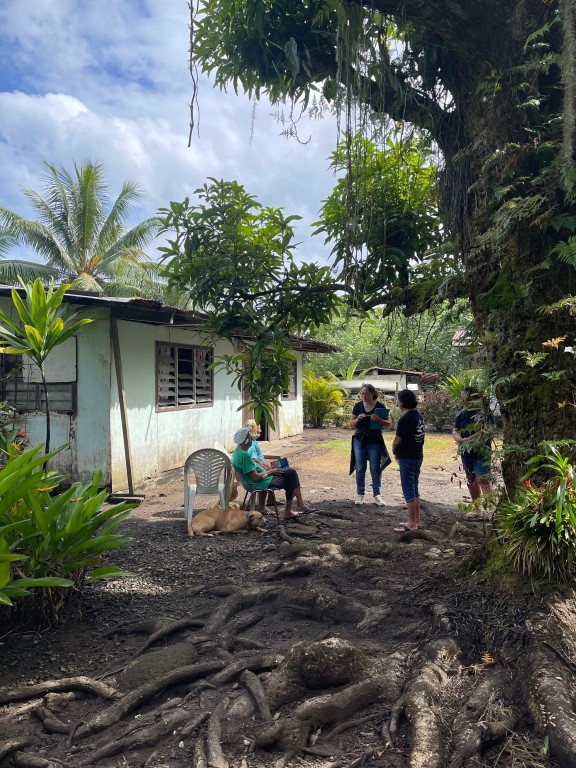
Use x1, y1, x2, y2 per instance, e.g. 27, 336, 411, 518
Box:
428, 0, 574, 487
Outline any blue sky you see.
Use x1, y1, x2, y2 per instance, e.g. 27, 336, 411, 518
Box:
0, 0, 340, 264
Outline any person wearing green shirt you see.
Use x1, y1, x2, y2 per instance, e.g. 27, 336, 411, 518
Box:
231, 427, 315, 519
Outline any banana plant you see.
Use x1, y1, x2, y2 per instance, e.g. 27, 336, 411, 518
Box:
0, 278, 93, 457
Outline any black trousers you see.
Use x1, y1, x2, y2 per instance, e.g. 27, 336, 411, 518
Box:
268, 468, 300, 501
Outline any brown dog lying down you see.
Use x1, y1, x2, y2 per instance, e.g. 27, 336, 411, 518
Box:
188, 507, 267, 537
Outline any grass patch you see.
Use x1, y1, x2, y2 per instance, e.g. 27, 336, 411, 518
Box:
319, 432, 459, 468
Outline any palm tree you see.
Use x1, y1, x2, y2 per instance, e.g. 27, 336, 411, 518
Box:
0, 160, 162, 297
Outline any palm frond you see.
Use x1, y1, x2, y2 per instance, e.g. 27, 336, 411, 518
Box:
0, 260, 59, 286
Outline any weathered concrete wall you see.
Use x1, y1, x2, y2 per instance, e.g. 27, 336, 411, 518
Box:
109, 322, 245, 492
0, 299, 111, 484
275, 352, 303, 438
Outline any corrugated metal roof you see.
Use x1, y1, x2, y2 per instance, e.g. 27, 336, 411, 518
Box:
0, 286, 336, 352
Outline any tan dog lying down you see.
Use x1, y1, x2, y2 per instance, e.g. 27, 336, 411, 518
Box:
188, 507, 267, 537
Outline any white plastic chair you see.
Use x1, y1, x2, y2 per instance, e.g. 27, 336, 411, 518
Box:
184, 448, 233, 523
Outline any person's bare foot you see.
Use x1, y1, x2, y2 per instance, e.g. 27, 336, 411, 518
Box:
394, 523, 419, 532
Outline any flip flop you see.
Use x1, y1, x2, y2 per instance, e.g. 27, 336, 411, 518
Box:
295, 506, 316, 514
393, 524, 419, 533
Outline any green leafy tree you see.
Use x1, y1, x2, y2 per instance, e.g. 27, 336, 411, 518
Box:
159, 178, 343, 424
303, 370, 346, 427
315, 135, 448, 309
0, 160, 162, 298
0, 279, 93, 456
305, 305, 469, 378
189, 0, 576, 488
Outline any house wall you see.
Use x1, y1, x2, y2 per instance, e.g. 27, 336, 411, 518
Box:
275, 352, 303, 438
0, 298, 111, 484
109, 321, 245, 492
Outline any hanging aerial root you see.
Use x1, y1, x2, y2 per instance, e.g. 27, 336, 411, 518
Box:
72, 658, 226, 742
389, 638, 460, 768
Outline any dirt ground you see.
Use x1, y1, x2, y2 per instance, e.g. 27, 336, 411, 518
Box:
1, 428, 575, 768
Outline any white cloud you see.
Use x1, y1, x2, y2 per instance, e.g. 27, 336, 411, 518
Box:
0, 0, 340, 265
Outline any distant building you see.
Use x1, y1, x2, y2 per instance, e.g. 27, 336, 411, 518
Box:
338, 367, 424, 397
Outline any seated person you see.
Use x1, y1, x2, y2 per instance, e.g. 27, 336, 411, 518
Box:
245, 418, 272, 469
231, 427, 315, 519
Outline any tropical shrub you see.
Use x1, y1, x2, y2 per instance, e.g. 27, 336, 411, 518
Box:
0, 444, 135, 623
419, 389, 459, 431
303, 371, 345, 428
0, 278, 93, 456
494, 443, 576, 581
0, 402, 28, 466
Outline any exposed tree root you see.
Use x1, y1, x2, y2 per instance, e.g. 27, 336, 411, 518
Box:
265, 638, 375, 711
193, 739, 208, 768
203, 586, 279, 633
205, 651, 283, 687
217, 608, 263, 651
72, 659, 226, 741
32, 704, 70, 734
526, 642, 576, 767
240, 669, 272, 721
0, 676, 117, 705
12, 754, 70, 768
448, 668, 516, 767
83, 708, 190, 763
206, 698, 230, 768
389, 638, 460, 768
259, 562, 315, 580
130, 617, 205, 658
0, 738, 33, 763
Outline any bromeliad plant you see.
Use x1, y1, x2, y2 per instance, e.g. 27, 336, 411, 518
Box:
0, 444, 135, 623
494, 443, 576, 581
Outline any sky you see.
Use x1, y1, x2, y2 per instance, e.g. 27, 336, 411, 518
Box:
0, 0, 341, 266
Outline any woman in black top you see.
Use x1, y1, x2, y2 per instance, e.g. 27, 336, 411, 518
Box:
349, 383, 391, 506
392, 388, 425, 531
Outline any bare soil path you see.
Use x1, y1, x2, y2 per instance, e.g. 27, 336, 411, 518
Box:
1, 429, 575, 768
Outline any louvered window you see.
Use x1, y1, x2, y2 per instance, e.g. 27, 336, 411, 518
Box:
156, 344, 213, 409
0, 354, 76, 414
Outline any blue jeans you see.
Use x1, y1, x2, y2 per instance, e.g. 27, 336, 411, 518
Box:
461, 452, 492, 485
397, 457, 422, 502
353, 438, 382, 496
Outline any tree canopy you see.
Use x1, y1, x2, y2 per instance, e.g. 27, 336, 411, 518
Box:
159, 178, 342, 423
188, 0, 576, 485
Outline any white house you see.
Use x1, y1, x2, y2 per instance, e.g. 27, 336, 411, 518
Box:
0, 289, 334, 492
339, 366, 424, 397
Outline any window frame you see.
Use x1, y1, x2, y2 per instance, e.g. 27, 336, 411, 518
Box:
155, 342, 214, 411
0, 354, 77, 415
281, 359, 298, 401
